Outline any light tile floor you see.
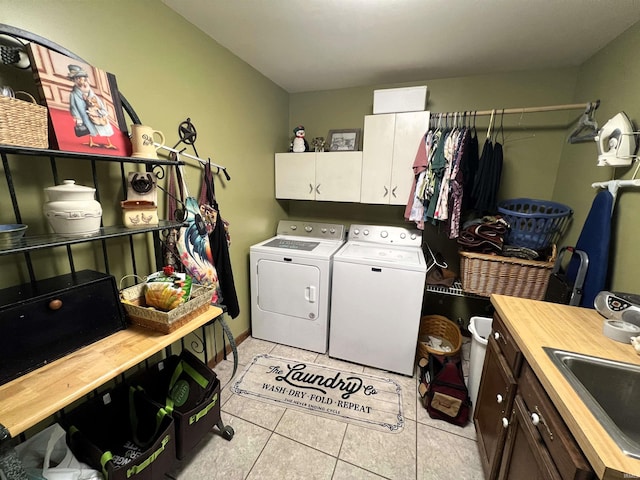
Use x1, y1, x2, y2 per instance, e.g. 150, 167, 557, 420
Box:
167, 336, 485, 480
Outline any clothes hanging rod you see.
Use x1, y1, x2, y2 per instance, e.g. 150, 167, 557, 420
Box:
154, 142, 231, 181
434, 101, 599, 116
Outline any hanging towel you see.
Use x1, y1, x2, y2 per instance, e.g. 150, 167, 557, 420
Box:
201, 162, 240, 318
566, 190, 613, 308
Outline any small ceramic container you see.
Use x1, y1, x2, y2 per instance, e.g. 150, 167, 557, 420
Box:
121, 200, 158, 228
43, 180, 102, 235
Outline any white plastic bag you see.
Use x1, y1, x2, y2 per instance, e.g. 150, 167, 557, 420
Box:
14, 424, 101, 480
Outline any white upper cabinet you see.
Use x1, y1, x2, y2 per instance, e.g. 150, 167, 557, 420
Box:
275, 151, 362, 202
361, 111, 430, 205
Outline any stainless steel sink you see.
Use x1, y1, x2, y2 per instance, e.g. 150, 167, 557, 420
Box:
544, 347, 640, 460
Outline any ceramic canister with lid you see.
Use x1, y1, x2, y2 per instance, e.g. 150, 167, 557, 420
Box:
43, 180, 102, 235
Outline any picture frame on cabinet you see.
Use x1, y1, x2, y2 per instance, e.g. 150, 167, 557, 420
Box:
26, 43, 132, 156
327, 128, 361, 152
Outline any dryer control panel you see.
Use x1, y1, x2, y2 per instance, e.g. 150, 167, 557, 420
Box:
275, 220, 345, 240
347, 224, 422, 247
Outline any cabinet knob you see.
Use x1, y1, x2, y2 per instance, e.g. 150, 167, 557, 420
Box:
383, 186, 389, 197
48, 299, 63, 310
533, 406, 554, 440
496, 394, 504, 404
493, 331, 507, 345
502, 417, 509, 428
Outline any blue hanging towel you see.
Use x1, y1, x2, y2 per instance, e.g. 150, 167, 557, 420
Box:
566, 190, 613, 308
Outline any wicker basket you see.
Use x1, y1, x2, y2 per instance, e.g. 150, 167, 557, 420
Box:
417, 315, 462, 359
0, 92, 48, 148
120, 283, 215, 334
459, 244, 557, 300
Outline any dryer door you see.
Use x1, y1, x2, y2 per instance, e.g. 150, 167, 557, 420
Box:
256, 259, 320, 320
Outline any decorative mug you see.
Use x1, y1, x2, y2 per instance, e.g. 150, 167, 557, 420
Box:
130, 124, 165, 159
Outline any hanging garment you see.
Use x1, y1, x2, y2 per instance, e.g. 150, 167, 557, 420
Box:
426, 128, 450, 222
462, 126, 479, 212
447, 128, 469, 239
487, 140, 503, 211
404, 134, 430, 227
434, 128, 458, 221
200, 162, 240, 318
163, 164, 187, 274
471, 138, 494, 212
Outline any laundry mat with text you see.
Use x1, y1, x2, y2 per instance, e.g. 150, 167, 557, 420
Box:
231, 354, 404, 433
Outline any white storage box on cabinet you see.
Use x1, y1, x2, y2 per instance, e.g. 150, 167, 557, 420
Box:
373, 86, 427, 114
361, 111, 430, 204
275, 151, 362, 202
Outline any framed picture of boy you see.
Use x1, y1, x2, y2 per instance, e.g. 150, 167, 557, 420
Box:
26, 43, 132, 156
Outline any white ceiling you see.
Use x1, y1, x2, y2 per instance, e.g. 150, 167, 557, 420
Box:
161, 0, 640, 94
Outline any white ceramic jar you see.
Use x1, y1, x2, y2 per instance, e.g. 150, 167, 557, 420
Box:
43, 180, 102, 235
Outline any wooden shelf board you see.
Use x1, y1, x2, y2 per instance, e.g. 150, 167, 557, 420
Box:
0, 305, 223, 439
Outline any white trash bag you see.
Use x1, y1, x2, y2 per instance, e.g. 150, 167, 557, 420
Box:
14, 423, 101, 480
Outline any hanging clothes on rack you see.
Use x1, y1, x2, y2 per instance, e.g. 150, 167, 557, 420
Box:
446, 122, 470, 239
472, 110, 504, 213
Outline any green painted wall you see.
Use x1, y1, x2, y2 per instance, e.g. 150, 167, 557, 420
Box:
0, 0, 289, 340
2, 0, 640, 345
555, 21, 640, 293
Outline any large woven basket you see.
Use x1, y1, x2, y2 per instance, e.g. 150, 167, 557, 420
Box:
417, 315, 462, 359
459, 244, 556, 300
0, 92, 48, 148
120, 283, 214, 334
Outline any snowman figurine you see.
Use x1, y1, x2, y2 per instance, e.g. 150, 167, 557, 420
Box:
292, 125, 309, 153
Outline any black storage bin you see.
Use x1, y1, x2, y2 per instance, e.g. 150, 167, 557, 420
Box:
64, 384, 176, 480
0, 269, 127, 386
130, 349, 221, 459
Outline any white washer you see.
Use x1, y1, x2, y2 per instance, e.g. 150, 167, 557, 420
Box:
250, 220, 346, 353
329, 224, 427, 375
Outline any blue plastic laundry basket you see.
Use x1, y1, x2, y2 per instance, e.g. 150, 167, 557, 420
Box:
498, 198, 572, 250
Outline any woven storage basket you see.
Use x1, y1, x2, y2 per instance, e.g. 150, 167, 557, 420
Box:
120, 283, 214, 333
417, 315, 462, 359
0, 92, 48, 148
459, 244, 556, 300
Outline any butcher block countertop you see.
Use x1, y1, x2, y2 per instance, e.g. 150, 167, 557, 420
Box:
491, 294, 640, 480
0, 305, 223, 440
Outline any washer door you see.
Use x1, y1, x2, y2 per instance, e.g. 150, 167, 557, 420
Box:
256, 259, 320, 320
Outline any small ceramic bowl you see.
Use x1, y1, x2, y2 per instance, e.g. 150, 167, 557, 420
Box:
0, 224, 28, 247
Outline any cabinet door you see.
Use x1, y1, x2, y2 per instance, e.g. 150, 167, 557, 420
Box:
361, 114, 395, 204
474, 336, 518, 480
519, 364, 595, 480
498, 395, 562, 480
315, 151, 362, 202
389, 111, 429, 205
275, 153, 316, 200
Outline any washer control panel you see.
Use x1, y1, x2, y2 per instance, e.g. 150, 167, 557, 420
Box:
275, 220, 345, 240
347, 224, 422, 247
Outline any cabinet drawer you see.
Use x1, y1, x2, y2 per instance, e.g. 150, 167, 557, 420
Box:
492, 313, 523, 375
0, 270, 127, 386
519, 364, 594, 480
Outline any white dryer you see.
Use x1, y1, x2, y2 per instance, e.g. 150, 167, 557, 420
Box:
329, 224, 427, 375
250, 220, 346, 353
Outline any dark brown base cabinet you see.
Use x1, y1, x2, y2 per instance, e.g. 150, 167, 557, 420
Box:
474, 313, 595, 480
